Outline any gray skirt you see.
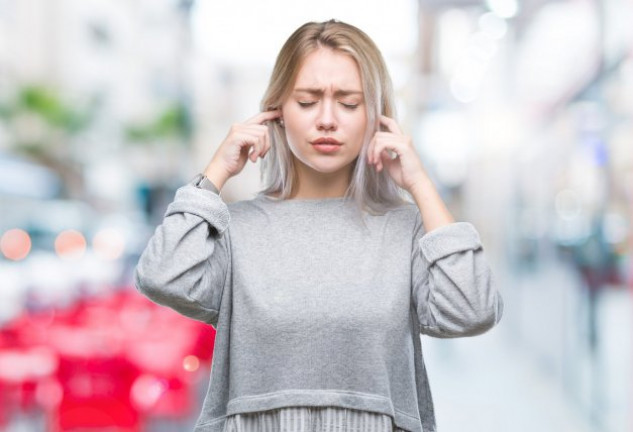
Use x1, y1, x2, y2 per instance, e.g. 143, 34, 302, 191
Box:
223, 406, 408, 432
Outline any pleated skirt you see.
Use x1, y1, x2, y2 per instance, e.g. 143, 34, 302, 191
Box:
223, 406, 409, 432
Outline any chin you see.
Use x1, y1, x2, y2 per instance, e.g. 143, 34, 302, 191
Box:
291, 150, 356, 175
305, 159, 353, 174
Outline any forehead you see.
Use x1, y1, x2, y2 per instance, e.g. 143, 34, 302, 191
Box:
293, 47, 362, 90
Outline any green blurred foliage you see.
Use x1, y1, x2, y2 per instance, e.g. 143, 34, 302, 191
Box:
124, 102, 191, 144
0, 85, 95, 133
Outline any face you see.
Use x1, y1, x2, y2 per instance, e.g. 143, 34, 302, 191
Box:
281, 47, 368, 181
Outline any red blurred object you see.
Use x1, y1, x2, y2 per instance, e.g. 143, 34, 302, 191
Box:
0, 286, 217, 431
51, 355, 140, 432
0, 347, 58, 414
0, 381, 7, 428
123, 302, 205, 419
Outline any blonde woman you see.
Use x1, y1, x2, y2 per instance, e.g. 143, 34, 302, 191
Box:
135, 19, 503, 432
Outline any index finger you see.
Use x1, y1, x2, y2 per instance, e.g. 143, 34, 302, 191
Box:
246, 110, 282, 125
379, 115, 403, 135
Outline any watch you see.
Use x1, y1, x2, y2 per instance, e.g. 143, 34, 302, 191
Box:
193, 173, 220, 195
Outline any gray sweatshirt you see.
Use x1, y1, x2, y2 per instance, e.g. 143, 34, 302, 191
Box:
134, 181, 503, 432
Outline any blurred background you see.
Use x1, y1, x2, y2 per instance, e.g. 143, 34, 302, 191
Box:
0, 0, 631, 431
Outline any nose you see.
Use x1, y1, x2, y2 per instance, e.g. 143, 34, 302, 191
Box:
316, 99, 337, 131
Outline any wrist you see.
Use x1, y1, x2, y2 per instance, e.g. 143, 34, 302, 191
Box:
409, 179, 456, 232
203, 162, 229, 191
408, 176, 434, 200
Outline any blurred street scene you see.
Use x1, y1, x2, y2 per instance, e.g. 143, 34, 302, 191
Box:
0, 0, 631, 431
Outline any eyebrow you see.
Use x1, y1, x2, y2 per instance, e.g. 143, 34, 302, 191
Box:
293, 88, 363, 97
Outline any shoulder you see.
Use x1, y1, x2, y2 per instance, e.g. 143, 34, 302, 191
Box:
226, 195, 264, 213
360, 201, 421, 239
225, 194, 273, 223
371, 201, 420, 225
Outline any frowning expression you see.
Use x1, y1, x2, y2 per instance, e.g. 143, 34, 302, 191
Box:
281, 47, 368, 178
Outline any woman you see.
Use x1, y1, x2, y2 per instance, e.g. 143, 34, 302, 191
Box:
135, 19, 503, 432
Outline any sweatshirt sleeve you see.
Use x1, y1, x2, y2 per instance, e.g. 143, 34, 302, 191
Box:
410, 212, 503, 338
133, 182, 231, 327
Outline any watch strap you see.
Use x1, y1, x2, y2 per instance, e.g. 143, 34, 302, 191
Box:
193, 173, 220, 195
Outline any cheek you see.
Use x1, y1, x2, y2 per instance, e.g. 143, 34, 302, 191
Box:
283, 117, 301, 137
283, 110, 310, 139
349, 114, 368, 140
283, 121, 306, 151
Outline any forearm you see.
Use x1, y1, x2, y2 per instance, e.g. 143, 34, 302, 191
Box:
135, 183, 231, 324
413, 222, 504, 338
204, 159, 230, 191
409, 174, 455, 233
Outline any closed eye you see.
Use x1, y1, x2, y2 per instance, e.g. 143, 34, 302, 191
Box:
298, 101, 317, 108
340, 102, 359, 109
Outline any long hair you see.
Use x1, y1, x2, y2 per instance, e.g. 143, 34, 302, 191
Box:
258, 19, 410, 215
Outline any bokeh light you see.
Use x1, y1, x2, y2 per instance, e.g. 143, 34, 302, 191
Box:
93, 228, 126, 260
131, 374, 168, 411
183, 355, 200, 373
54, 229, 87, 260
0, 228, 32, 261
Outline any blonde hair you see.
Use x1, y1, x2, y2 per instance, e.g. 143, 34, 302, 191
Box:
258, 19, 410, 215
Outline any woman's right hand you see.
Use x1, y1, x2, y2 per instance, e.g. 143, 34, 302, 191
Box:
203, 110, 282, 191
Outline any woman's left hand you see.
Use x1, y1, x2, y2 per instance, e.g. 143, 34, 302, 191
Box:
367, 115, 428, 193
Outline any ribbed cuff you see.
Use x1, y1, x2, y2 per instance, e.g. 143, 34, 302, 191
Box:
164, 183, 230, 234
418, 222, 482, 264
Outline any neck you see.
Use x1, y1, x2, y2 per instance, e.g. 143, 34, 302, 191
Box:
290, 159, 353, 199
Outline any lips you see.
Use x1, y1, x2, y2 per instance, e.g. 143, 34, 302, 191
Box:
311, 137, 342, 145
311, 137, 342, 154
